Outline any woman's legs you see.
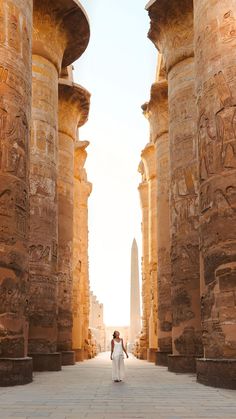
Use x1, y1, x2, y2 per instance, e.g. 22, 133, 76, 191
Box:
112, 356, 119, 381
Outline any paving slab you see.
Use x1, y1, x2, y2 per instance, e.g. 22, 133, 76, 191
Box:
0, 353, 235, 419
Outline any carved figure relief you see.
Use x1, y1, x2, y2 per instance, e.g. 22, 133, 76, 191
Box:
29, 244, 50, 263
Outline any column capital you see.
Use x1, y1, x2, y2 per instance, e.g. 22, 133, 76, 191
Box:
141, 143, 157, 180
142, 80, 168, 141
74, 140, 90, 181
58, 79, 90, 139
138, 180, 149, 209
146, 0, 194, 72
33, 0, 90, 72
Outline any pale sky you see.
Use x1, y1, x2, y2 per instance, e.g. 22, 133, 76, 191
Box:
73, 0, 157, 326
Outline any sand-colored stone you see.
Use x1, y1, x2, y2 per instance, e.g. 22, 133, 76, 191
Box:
147, 0, 203, 373
89, 292, 106, 353
57, 71, 90, 366
194, 0, 236, 389
142, 62, 172, 366
0, 0, 33, 387
141, 142, 158, 362
28, 0, 90, 371
72, 141, 92, 361
129, 239, 141, 347
137, 165, 150, 360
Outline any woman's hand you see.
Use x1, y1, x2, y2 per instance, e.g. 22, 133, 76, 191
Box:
126, 353, 129, 359
110, 354, 113, 360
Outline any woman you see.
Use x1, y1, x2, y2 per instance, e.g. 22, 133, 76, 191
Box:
110, 330, 129, 382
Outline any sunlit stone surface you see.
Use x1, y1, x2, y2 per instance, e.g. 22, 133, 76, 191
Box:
0, 0, 33, 386
147, 0, 203, 373
194, 0, 236, 389
72, 140, 92, 361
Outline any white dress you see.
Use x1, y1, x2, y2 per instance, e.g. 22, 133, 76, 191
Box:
112, 339, 125, 381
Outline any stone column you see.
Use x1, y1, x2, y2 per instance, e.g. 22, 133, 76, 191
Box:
72, 141, 92, 361
28, 0, 90, 371
141, 143, 158, 363
138, 166, 150, 360
143, 80, 172, 366
0, 0, 33, 387
194, 0, 236, 389
147, 0, 203, 373
57, 77, 90, 366
129, 239, 141, 345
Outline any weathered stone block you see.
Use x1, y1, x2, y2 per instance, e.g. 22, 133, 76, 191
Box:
196, 358, 236, 390
0, 358, 33, 386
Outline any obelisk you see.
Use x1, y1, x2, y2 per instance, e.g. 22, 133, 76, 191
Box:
129, 239, 141, 345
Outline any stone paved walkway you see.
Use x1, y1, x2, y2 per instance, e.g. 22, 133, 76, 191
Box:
0, 353, 236, 419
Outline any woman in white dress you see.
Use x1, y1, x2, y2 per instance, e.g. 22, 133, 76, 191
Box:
110, 330, 129, 382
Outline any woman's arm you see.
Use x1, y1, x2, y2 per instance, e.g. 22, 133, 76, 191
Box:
110, 339, 114, 360
122, 339, 129, 358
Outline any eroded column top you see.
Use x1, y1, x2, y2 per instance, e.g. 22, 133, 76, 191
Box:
141, 143, 157, 181
58, 78, 91, 138
146, 0, 194, 72
142, 80, 168, 141
74, 140, 90, 182
33, 0, 90, 71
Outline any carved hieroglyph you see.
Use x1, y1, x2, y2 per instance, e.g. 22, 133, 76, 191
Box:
147, 0, 203, 369
28, 0, 90, 365
141, 142, 158, 358
194, 0, 236, 361
143, 78, 172, 361
0, 0, 33, 385
57, 76, 90, 361
72, 141, 92, 361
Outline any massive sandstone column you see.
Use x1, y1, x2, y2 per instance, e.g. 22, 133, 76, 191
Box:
129, 239, 141, 346
141, 142, 158, 362
143, 77, 172, 366
57, 75, 90, 365
0, 0, 33, 387
194, 0, 236, 389
137, 165, 150, 360
28, 0, 90, 371
72, 141, 92, 361
147, 0, 203, 373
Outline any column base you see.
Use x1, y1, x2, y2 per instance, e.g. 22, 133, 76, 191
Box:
83, 350, 89, 360
0, 357, 33, 387
74, 349, 84, 362
168, 354, 196, 373
29, 353, 61, 371
147, 348, 157, 363
61, 351, 75, 366
196, 358, 236, 389
139, 349, 147, 360
155, 351, 171, 366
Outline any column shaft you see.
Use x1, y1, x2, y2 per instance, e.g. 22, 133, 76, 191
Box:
28, 0, 90, 372
0, 0, 33, 386
137, 178, 150, 360
142, 144, 158, 363
72, 141, 92, 361
194, 0, 236, 389
147, 0, 203, 373
57, 78, 90, 366
145, 80, 172, 366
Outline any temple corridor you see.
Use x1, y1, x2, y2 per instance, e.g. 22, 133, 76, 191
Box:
0, 353, 236, 419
